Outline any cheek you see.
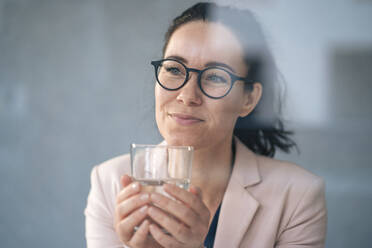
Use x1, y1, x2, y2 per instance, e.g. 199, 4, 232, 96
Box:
155, 85, 161, 109
155, 85, 175, 125
155, 85, 170, 111
155, 86, 164, 122
211, 98, 245, 131
217, 106, 240, 130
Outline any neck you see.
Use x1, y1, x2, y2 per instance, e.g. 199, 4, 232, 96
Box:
191, 137, 235, 209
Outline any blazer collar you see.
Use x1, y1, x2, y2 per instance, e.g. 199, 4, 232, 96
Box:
214, 137, 262, 247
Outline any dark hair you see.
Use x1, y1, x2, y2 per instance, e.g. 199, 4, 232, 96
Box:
162, 2, 297, 157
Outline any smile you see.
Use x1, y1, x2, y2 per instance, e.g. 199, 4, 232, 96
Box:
168, 113, 204, 126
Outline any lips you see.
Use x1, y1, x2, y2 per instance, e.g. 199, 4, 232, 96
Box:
169, 113, 204, 125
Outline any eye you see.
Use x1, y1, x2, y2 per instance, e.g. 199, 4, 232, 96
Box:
165, 66, 182, 75
158, 60, 186, 79
205, 73, 228, 84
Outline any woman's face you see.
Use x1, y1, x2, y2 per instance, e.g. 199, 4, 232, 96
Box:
155, 21, 259, 150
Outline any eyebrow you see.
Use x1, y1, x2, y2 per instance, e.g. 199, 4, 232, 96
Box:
165, 55, 236, 73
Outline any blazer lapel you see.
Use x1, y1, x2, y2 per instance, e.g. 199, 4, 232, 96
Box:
213, 138, 261, 248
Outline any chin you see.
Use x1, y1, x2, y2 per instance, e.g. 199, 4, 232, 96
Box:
165, 136, 192, 147
163, 131, 198, 147
164, 134, 208, 151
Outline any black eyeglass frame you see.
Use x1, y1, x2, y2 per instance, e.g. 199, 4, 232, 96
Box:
151, 58, 254, 99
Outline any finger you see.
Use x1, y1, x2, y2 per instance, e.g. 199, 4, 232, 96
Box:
148, 205, 191, 243
121, 174, 133, 187
116, 193, 150, 220
149, 223, 184, 248
150, 193, 198, 227
116, 181, 141, 204
163, 184, 210, 224
189, 185, 201, 197
129, 219, 150, 247
116, 205, 148, 243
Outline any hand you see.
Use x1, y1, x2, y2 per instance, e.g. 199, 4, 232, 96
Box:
147, 183, 211, 248
114, 175, 161, 248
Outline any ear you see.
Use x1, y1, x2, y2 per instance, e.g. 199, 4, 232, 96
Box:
239, 82, 262, 117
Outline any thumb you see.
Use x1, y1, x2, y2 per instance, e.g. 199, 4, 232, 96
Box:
120, 174, 133, 188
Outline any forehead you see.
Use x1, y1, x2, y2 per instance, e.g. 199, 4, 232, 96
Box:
164, 21, 246, 73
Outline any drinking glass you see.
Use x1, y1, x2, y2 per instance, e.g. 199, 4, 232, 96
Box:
130, 144, 193, 194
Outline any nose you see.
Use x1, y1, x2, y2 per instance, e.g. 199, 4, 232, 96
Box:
176, 73, 202, 106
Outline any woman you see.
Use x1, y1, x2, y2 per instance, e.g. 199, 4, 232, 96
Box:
85, 2, 327, 248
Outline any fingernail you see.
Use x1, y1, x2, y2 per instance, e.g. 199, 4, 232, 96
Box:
139, 205, 148, 213
132, 182, 139, 189
140, 194, 149, 201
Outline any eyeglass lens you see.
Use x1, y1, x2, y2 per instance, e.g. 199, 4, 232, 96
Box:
157, 60, 232, 98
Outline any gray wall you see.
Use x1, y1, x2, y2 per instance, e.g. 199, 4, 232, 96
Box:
1, 0, 371, 247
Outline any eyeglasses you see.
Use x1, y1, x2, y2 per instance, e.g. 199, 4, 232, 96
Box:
151, 59, 254, 99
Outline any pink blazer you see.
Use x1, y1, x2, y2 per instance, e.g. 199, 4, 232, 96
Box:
85, 138, 327, 247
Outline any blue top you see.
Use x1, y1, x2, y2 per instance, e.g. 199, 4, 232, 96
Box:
203, 140, 235, 248
203, 204, 221, 248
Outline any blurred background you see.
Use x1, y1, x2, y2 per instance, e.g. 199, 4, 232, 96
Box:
1, 0, 371, 247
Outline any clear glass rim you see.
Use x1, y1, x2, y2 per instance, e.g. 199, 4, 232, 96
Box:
131, 143, 193, 151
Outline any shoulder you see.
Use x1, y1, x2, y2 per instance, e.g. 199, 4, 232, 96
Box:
250, 152, 325, 209
230, 140, 327, 246
256, 154, 324, 190
254, 156, 327, 245
95, 153, 131, 177
252, 152, 326, 234
90, 154, 131, 194
85, 154, 132, 246
93, 153, 131, 181
234, 137, 324, 191
235, 138, 325, 211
